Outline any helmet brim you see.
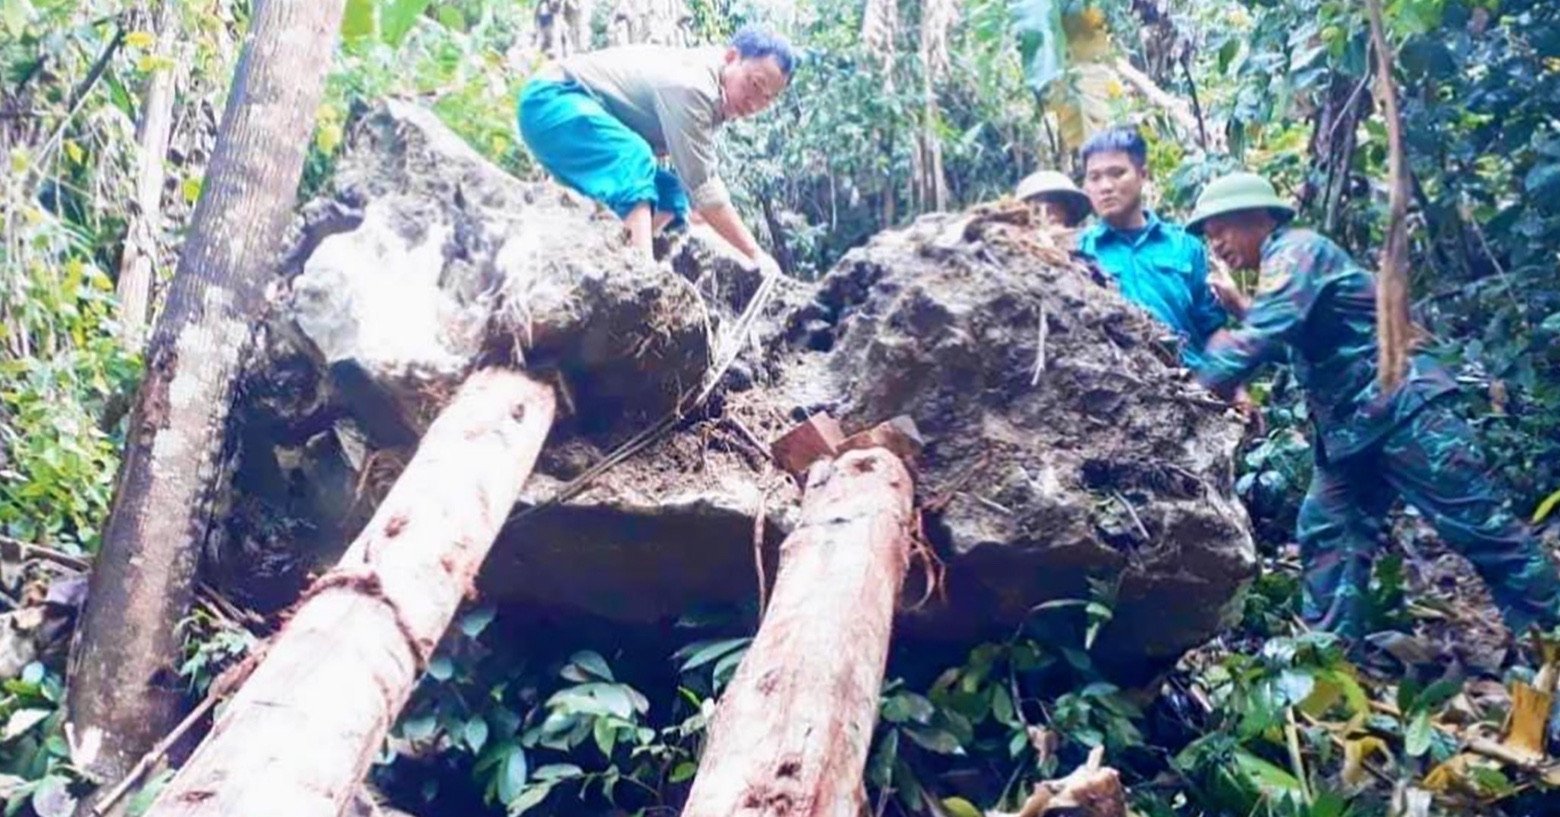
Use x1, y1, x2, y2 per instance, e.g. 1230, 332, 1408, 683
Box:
1186, 200, 1296, 236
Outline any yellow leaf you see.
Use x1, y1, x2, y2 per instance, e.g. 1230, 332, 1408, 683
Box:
125, 30, 155, 49
1499, 680, 1552, 760
1342, 735, 1392, 786
1533, 487, 1560, 523
10, 147, 28, 173
1422, 753, 1472, 793
63, 140, 83, 164
136, 54, 176, 73
315, 122, 343, 154
940, 796, 983, 817
182, 176, 202, 205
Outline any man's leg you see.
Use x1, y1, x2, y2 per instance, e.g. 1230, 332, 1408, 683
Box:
653, 168, 691, 234
1380, 399, 1560, 635
1297, 454, 1387, 640
625, 203, 654, 258
517, 80, 660, 255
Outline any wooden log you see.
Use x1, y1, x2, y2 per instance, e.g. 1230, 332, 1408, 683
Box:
141, 368, 555, 817
683, 432, 916, 817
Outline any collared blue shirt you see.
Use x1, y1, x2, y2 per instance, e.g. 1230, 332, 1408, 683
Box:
1078, 211, 1226, 367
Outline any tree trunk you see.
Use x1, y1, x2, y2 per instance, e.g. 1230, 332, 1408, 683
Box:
1366, 0, 1413, 389
115, 0, 180, 350
66, 0, 348, 794
144, 369, 556, 817
682, 446, 915, 817
606, 0, 690, 47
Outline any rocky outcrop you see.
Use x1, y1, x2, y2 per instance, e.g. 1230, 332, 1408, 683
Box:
217, 101, 1255, 676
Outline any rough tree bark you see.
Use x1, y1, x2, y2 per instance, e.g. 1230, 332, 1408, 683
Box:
66, 0, 349, 794
682, 442, 915, 817
144, 369, 557, 817
115, 0, 180, 349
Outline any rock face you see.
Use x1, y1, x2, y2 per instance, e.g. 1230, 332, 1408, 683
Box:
219, 101, 1255, 677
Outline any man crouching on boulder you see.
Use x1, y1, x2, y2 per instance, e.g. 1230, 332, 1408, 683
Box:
1186, 171, 1560, 646
518, 25, 792, 273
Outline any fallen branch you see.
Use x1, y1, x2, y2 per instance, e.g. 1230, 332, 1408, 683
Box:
90, 652, 261, 815
1112, 59, 1226, 154
994, 746, 1127, 817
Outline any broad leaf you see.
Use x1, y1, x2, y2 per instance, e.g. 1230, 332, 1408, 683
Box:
341, 0, 376, 42
497, 746, 529, 804
1010, 0, 1067, 92
380, 0, 434, 47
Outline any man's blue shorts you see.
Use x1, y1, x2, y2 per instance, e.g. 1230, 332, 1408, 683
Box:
517, 78, 690, 226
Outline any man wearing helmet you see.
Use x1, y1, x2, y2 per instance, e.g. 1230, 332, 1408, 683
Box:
1186, 171, 1560, 643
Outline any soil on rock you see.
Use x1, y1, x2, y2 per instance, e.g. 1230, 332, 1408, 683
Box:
218, 101, 1255, 678
761, 206, 1257, 674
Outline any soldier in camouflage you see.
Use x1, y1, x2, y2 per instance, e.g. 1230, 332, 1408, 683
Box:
1185, 172, 1560, 642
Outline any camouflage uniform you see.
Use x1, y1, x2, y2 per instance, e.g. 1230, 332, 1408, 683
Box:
1194, 227, 1560, 639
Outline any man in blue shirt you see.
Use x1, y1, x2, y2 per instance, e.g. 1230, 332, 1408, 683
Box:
1077, 127, 1229, 370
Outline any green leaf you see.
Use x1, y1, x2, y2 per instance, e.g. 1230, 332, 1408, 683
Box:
497, 746, 529, 804
1010, 0, 1067, 92
713, 648, 746, 688
674, 637, 751, 673
991, 684, 1018, 727
1232, 748, 1305, 801
593, 717, 618, 758
1405, 709, 1433, 757
460, 605, 496, 637
400, 712, 438, 741
30, 775, 74, 817
670, 761, 697, 783
561, 650, 613, 682
465, 717, 489, 753
427, 656, 455, 681
435, 5, 466, 30
881, 692, 935, 725
380, 0, 434, 46
903, 726, 964, 755
125, 770, 175, 817
548, 683, 636, 719
1533, 487, 1560, 524
531, 763, 584, 782
2, 709, 50, 742
1524, 163, 1560, 197
507, 783, 551, 816
341, 0, 376, 42
1, 0, 33, 38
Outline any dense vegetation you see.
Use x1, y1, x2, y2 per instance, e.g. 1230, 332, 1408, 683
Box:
1, 0, 1558, 815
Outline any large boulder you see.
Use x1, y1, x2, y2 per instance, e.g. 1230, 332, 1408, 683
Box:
217, 102, 1254, 677
761, 209, 1257, 672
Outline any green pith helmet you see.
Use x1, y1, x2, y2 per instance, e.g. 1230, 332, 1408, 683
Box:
1186, 172, 1296, 235
1015, 170, 1092, 220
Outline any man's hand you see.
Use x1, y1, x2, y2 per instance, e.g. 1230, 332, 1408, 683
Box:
1208, 262, 1251, 319
753, 250, 782, 279
1232, 386, 1265, 435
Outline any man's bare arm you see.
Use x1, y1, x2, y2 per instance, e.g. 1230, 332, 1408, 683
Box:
697, 201, 764, 261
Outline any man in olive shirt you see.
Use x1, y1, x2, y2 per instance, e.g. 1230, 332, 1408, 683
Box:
1187, 171, 1560, 642
518, 26, 793, 270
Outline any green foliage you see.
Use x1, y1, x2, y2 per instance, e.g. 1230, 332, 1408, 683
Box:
0, 662, 82, 817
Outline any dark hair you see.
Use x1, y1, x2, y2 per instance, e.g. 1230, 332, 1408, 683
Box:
730, 25, 797, 77
1080, 125, 1148, 169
